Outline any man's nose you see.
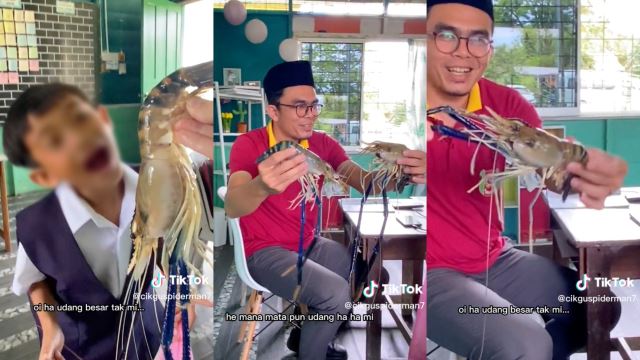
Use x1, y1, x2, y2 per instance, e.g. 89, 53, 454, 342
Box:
452, 38, 472, 58
304, 109, 316, 119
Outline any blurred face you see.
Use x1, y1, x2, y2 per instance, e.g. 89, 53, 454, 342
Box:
267, 85, 319, 141
24, 95, 122, 190
427, 3, 493, 99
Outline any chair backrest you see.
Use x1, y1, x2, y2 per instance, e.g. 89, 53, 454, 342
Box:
216, 186, 269, 293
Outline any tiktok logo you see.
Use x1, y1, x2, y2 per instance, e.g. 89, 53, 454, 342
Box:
576, 274, 591, 291
151, 273, 165, 288
363, 280, 379, 298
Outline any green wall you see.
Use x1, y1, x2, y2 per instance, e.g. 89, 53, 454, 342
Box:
142, 0, 182, 97
213, 11, 289, 133
98, 0, 185, 102
213, 11, 288, 103
98, 0, 143, 104
109, 104, 141, 164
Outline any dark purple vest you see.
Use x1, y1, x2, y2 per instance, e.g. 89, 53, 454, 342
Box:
17, 192, 163, 360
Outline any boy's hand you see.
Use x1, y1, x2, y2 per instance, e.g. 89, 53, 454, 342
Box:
174, 97, 214, 159
256, 148, 307, 195
39, 326, 65, 360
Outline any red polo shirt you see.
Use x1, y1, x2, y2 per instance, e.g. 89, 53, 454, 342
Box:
427, 78, 542, 274
229, 126, 349, 259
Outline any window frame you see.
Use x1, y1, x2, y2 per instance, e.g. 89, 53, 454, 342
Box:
299, 36, 425, 152
490, 1, 580, 118
299, 37, 367, 153
571, 0, 640, 119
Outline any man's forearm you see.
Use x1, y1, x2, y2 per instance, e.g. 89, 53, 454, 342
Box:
225, 176, 270, 218
28, 281, 59, 332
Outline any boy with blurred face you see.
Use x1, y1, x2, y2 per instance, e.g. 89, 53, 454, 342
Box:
225, 61, 426, 359
6, 84, 198, 360
426, 1, 626, 359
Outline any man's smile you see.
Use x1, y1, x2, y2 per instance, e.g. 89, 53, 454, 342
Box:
447, 66, 472, 74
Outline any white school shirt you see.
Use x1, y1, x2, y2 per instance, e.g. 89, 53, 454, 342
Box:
11, 165, 137, 299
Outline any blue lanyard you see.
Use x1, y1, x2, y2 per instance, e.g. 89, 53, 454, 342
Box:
349, 176, 389, 301
295, 191, 322, 296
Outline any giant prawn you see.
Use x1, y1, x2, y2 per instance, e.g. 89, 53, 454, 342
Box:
427, 105, 588, 251
117, 61, 214, 360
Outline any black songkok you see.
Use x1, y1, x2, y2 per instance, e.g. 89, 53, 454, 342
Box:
263, 60, 315, 100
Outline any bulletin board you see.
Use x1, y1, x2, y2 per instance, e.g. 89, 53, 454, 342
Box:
0, 7, 38, 84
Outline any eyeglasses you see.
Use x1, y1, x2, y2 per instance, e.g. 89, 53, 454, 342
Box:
277, 102, 324, 117
428, 30, 493, 58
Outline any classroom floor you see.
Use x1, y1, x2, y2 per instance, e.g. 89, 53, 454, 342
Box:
213, 244, 414, 360
0, 191, 214, 359
0, 191, 45, 359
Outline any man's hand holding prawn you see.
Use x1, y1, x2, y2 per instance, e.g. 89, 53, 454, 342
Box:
397, 149, 426, 184
173, 97, 214, 159
256, 147, 308, 195
567, 148, 628, 209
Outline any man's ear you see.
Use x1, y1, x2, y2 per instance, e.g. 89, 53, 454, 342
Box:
266, 104, 279, 123
29, 168, 59, 188
97, 105, 112, 127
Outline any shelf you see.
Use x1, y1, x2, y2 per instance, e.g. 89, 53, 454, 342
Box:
217, 94, 264, 102
214, 86, 264, 102
214, 82, 267, 188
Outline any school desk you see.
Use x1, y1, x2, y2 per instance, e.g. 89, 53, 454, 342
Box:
340, 197, 426, 360
550, 189, 640, 360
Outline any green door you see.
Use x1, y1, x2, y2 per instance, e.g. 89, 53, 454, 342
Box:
142, 0, 183, 98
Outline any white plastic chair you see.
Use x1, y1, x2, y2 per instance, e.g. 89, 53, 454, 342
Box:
216, 186, 268, 360
217, 186, 269, 293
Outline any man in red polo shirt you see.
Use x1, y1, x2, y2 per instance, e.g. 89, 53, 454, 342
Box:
225, 61, 426, 360
427, 1, 627, 359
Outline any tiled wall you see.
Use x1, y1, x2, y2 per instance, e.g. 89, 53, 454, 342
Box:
0, 0, 97, 124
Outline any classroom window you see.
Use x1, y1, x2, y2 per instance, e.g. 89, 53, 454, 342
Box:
302, 40, 425, 149
485, 0, 578, 110
301, 42, 364, 147
580, 0, 640, 113
361, 40, 425, 148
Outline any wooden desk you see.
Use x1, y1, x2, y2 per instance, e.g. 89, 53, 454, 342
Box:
340, 198, 426, 360
0, 154, 10, 252
550, 195, 640, 360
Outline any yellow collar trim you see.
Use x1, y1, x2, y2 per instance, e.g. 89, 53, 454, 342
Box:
426, 82, 483, 112
467, 83, 482, 112
267, 121, 309, 149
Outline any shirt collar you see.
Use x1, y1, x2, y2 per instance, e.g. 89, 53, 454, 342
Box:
427, 82, 483, 112
267, 121, 309, 149
56, 165, 138, 234
467, 82, 482, 112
